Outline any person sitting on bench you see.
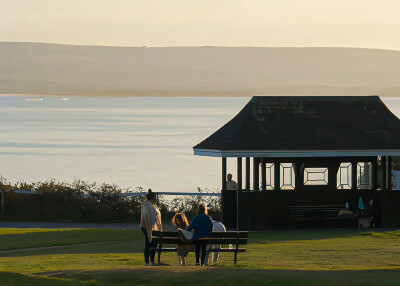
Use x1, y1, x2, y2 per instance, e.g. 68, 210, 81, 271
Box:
187, 204, 213, 266
171, 212, 193, 266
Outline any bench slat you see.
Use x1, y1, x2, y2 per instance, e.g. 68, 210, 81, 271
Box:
153, 238, 248, 245
152, 231, 248, 239
150, 247, 246, 253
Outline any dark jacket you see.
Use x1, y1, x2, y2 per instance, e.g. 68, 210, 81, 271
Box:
187, 213, 213, 240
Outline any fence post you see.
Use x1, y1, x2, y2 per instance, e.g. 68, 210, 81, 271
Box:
0, 188, 4, 220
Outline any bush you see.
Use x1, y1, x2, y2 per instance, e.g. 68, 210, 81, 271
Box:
0, 178, 221, 223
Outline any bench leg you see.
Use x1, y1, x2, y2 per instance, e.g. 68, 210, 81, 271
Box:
158, 244, 162, 264
234, 251, 238, 265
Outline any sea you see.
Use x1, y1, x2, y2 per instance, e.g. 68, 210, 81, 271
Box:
0, 96, 250, 192
1, 96, 400, 192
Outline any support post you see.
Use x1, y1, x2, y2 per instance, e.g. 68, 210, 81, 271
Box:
328, 162, 338, 191
372, 157, 378, 190
295, 162, 302, 191
253, 158, 259, 191
261, 159, 266, 191
388, 156, 393, 190
274, 162, 280, 191
222, 157, 227, 191
0, 189, 4, 220
237, 157, 242, 191
352, 160, 358, 190
236, 158, 242, 229
245, 157, 250, 190
382, 156, 387, 191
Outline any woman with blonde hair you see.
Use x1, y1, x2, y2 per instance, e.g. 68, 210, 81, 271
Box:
140, 189, 162, 266
172, 212, 192, 266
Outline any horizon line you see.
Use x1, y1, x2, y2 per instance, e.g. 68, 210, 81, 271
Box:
1, 41, 400, 52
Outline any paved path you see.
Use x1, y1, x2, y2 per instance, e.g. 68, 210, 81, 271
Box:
0, 221, 140, 229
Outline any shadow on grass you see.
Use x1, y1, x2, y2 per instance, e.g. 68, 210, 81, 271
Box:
251, 228, 371, 243
0, 240, 144, 258
0, 271, 82, 286
34, 268, 400, 286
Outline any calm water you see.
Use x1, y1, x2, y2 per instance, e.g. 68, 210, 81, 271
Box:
0, 96, 250, 192
2, 96, 400, 192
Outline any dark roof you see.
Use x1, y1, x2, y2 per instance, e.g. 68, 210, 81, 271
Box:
193, 96, 400, 157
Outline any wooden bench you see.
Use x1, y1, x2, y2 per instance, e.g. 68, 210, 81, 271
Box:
151, 230, 248, 265
289, 205, 356, 226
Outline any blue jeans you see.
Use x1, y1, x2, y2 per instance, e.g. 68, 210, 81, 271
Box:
195, 239, 207, 265
141, 227, 156, 264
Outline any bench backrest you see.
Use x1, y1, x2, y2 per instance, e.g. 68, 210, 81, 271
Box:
152, 231, 248, 245
289, 205, 345, 212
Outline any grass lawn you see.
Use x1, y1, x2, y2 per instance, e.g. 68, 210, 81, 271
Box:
0, 228, 399, 285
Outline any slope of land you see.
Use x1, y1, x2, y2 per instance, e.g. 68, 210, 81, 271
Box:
1, 42, 400, 96
0, 228, 399, 285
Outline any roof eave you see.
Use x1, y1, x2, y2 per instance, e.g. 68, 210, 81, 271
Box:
193, 148, 400, 158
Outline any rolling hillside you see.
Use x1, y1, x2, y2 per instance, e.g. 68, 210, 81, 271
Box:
1, 42, 399, 96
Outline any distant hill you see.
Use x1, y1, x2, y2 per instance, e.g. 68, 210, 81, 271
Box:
1, 42, 400, 96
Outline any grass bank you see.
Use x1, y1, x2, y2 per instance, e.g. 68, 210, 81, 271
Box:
0, 228, 399, 285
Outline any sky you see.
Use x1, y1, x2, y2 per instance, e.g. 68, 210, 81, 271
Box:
1, 0, 400, 50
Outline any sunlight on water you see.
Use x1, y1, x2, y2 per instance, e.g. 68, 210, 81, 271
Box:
0, 96, 249, 191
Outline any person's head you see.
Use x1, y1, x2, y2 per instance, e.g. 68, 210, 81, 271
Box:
146, 189, 156, 203
227, 173, 233, 181
172, 212, 189, 228
197, 204, 208, 215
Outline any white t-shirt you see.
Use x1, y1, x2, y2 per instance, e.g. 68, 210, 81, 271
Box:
226, 180, 238, 190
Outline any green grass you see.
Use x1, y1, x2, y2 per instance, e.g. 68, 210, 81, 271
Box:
0, 228, 399, 285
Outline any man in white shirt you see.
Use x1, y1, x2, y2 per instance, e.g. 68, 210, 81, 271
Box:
226, 173, 238, 190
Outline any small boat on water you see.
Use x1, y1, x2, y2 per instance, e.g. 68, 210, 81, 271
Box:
25, 98, 44, 101
60, 97, 69, 101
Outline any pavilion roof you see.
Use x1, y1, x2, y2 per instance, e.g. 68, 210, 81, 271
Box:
193, 96, 400, 157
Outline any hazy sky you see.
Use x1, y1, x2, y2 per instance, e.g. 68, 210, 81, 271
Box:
1, 0, 399, 50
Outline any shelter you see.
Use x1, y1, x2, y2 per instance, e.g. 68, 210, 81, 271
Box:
193, 96, 400, 230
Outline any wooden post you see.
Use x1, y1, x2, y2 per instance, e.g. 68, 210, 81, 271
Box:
245, 157, 250, 190
295, 162, 302, 191
274, 162, 280, 191
236, 157, 242, 230
261, 159, 266, 191
253, 158, 259, 190
372, 157, 378, 190
237, 157, 242, 191
382, 156, 387, 191
352, 160, 358, 190
222, 157, 227, 191
0, 189, 4, 220
388, 156, 393, 190
234, 232, 239, 265
328, 162, 338, 191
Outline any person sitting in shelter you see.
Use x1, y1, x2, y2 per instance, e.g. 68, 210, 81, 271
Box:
226, 173, 238, 190
187, 204, 213, 266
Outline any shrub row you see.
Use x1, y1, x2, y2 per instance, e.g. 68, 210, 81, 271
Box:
0, 179, 221, 223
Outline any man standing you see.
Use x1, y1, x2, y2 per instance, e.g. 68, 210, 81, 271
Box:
226, 173, 238, 190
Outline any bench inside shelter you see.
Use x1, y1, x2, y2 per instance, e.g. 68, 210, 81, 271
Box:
289, 204, 357, 227
151, 230, 248, 265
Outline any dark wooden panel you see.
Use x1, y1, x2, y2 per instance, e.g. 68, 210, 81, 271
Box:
223, 189, 400, 230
